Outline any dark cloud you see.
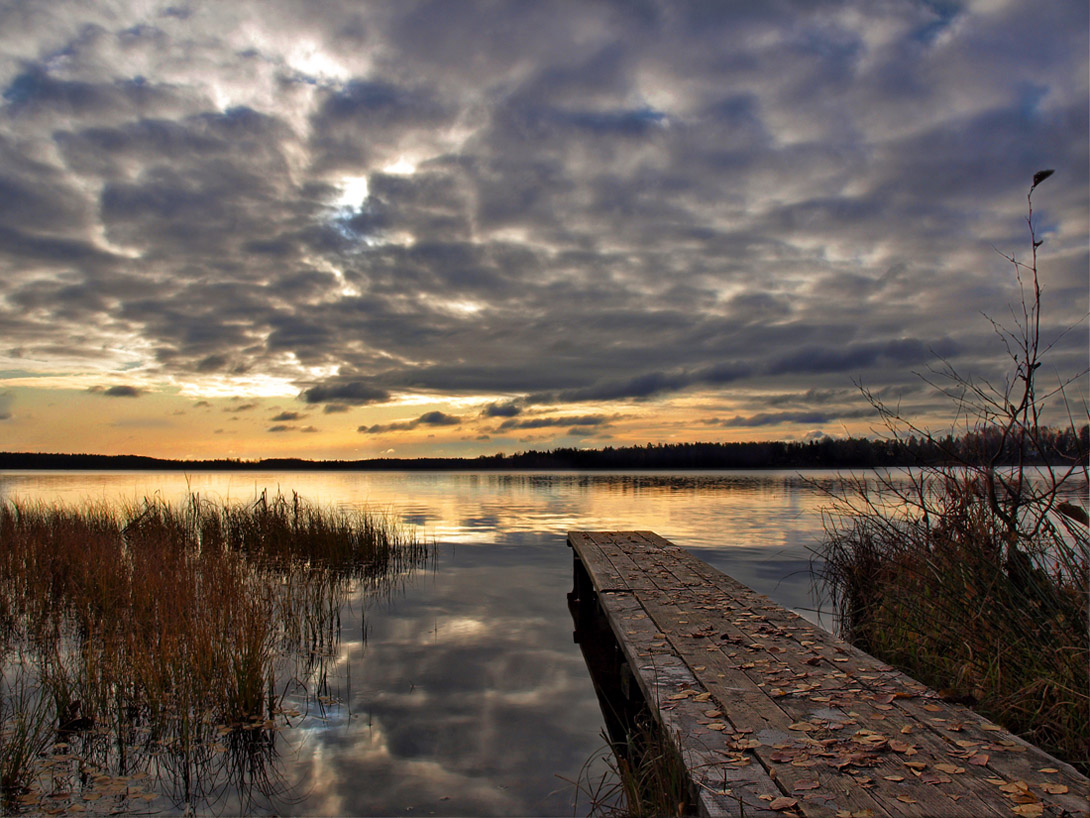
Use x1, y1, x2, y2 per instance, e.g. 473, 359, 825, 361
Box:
270, 411, 306, 422
303, 381, 391, 406
360, 411, 462, 434
709, 409, 872, 428
481, 401, 523, 418
0, 0, 1084, 446
90, 385, 143, 398
498, 415, 610, 431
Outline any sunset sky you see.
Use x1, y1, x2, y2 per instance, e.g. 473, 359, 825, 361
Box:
0, 1, 1086, 460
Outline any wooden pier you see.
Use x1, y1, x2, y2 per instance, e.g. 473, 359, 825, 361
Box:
568, 531, 1089, 818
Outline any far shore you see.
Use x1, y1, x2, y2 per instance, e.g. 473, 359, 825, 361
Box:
2, 428, 1085, 472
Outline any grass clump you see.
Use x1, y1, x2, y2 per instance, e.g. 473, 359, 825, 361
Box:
819, 172, 1089, 775
570, 717, 694, 818
822, 469, 1088, 772
0, 490, 429, 813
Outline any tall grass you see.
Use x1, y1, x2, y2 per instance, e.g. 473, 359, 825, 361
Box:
0, 491, 430, 813
569, 718, 694, 818
821, 469, 1088, 772
818, 172, 1089, 774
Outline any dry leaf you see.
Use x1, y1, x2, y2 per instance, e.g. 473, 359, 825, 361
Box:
789, 722, 817, 732
883, 775, 905, 782
769, 796, 799, 811
1038, 768, 1059, 774
969, 754, 990, 766
793, 780, 820, 791
934, 763, 965, 774
1011, 805, 1044, 818
1039, 783, 1068, 795
896, 795, 917, 804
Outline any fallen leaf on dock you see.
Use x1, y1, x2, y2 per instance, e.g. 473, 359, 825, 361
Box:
769, 796, 799, 811
934, 763, 964, 774
1039, 783, 1068, 794
1011, 806, 1044, 817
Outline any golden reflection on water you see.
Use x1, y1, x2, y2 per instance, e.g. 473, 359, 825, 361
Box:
0, 469, 835, 550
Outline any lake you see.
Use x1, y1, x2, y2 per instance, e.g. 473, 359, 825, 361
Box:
0, 469, 938, 815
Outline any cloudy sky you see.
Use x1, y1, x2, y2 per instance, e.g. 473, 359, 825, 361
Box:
0, 0, 1086, 460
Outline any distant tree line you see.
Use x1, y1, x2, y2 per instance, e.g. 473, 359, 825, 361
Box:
1, 425, 1085, 471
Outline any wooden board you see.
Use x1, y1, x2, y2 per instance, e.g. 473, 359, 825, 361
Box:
568, 531, 1089, 818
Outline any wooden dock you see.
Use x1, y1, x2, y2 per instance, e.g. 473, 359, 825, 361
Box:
568, 531, 1089, 818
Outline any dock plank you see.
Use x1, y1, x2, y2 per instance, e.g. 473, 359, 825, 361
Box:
569, 531, 1089, 818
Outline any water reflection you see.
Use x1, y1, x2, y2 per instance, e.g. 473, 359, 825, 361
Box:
0, 469, 909, 815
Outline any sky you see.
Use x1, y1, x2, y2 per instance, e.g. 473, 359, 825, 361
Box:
0, 0, 1086, 461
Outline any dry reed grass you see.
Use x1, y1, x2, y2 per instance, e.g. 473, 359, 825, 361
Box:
0, 490, 430, 813
818, 173, 1089, 775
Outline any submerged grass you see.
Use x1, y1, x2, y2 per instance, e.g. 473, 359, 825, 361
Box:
0, 490, 430, 813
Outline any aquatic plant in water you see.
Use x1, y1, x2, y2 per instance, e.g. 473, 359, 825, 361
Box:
0, 491, 431, 814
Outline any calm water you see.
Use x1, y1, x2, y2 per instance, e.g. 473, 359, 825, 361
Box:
0, 469, 891, 815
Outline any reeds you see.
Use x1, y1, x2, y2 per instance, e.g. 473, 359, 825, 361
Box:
569, 718, 694, 818
820, 469, 1089, 773
0, 491, 430, 813
818, 173, 1089, 775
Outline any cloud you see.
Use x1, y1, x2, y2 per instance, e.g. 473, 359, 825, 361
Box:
270, 411, 306, 421
708, 409, 874, 428
90, 385, 143, 398
480, 401, 523, 418
302, 381, 391, 406
498, 414, 611, 431
0, 0, 1083, 452
359, 410, 462, 434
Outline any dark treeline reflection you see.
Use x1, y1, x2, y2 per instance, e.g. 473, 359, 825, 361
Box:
3, 424, 1086, 472
0, 492, 431, 816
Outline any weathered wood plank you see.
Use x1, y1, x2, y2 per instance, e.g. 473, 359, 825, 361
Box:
568, 531, 1090, 818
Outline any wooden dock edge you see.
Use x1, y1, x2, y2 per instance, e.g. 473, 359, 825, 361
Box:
568, 530, 1089, 818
